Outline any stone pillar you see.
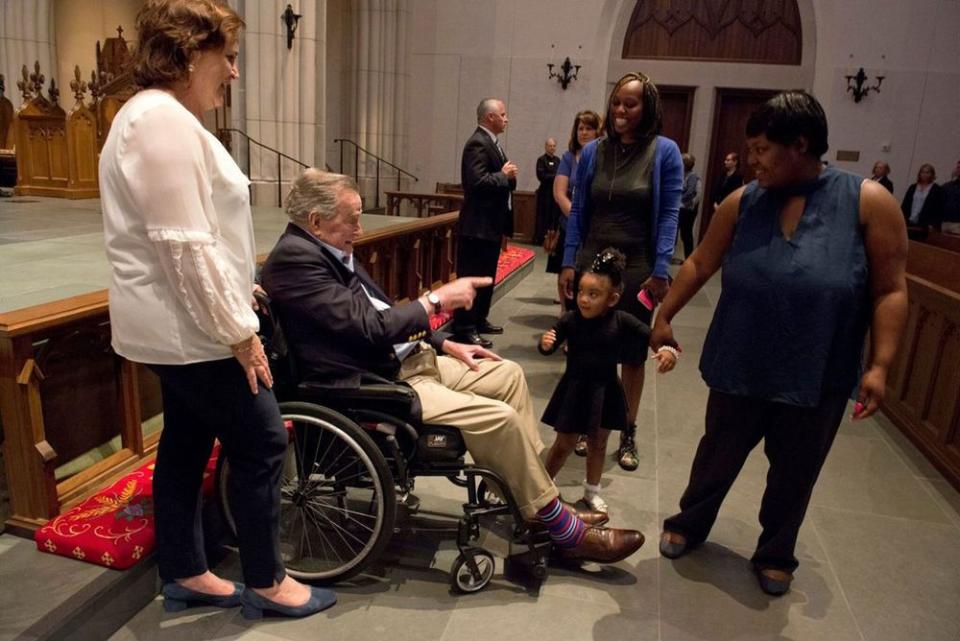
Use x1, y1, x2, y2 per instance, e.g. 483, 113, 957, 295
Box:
233, 0, 326, 206
0, 0, 58, 108
327, 0, 412, 210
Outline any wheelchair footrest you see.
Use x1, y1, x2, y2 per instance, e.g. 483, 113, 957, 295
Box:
504, 541, 551, 594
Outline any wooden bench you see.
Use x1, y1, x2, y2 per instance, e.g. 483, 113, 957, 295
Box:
881, 240, 960, 492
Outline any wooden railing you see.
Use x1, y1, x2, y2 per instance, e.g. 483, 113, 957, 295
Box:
435, 182, 538, 243
881, 240, 960, 492
0, 213, 459, 535
383, 190, 463, 217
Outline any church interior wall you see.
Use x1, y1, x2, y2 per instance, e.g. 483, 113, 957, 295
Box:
405, 0, 959, 201
1, 0, 957, 203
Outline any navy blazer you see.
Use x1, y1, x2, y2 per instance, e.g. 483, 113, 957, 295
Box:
456, 127, 516, 241
260, 223, 449, 387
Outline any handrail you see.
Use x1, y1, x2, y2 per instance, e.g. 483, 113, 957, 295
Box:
333, 138, 418, 211
219, 127, 310, 207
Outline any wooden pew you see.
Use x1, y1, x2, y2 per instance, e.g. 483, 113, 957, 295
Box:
0, 214, 460, 535
882, 240, 960, 492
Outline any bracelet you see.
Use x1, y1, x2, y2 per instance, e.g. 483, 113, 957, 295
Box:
657, 345, 680, 361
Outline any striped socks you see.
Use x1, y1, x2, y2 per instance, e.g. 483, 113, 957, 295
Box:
536, 498, 586, 548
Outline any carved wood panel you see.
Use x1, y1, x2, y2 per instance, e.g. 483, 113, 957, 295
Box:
623, 0, 802, 65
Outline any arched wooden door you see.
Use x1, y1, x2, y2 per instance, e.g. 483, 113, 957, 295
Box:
658, 85, 695, 153
699, 88, 777, 240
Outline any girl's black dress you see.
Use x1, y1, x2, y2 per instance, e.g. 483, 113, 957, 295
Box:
539, 309, 650, 434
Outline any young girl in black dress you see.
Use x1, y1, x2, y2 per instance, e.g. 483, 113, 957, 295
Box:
539, 248, 679, 512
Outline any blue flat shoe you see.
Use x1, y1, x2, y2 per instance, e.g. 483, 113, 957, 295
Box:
658, 531, 689, 559
162, 581, 245, 612
755, 567, 793, 596
241, 586, 337, 620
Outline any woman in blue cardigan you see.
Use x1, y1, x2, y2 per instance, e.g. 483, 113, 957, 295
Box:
559, 72, 683, 471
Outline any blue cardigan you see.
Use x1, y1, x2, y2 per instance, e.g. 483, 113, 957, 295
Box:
562, 136, 683, 279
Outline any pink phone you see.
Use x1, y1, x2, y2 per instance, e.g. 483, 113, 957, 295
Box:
853, 401, 865, 418
637, 289, 654, 311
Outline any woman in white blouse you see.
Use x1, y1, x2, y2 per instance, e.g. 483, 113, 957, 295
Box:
100, 0, 334, 619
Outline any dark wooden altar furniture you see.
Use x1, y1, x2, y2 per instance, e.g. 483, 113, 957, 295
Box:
13, 62, 99, 199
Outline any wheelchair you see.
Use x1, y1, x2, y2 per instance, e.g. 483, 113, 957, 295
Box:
215, 294, 551, 593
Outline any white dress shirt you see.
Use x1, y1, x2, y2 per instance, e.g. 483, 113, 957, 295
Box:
100, 89, 258, 364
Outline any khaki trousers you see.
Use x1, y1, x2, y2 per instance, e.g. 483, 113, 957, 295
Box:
399, 347, 558, 518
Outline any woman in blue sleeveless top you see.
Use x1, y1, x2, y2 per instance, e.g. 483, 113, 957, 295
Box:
650, 91, 908, 596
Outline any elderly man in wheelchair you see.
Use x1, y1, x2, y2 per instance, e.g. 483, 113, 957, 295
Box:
240, 168, 643, 592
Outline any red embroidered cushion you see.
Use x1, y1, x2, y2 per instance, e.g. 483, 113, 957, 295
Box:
35, 445, 220, 570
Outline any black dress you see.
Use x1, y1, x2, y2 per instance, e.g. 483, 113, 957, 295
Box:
539, 310, 650, 434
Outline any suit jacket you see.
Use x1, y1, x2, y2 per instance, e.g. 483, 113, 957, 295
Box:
873, 175, 894, 193
260, 223, 449, 387
712, 171, 743, 206
457, 127, 516, 241
536, 153, 559, 192
901, 182, 945, 227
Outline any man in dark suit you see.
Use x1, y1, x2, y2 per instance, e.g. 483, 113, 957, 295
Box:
260, 169, 645, 565
452, 98, 518, 348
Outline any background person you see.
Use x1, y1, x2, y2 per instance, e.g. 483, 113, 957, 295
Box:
652, 90, 908, 597
559, 72, 684, 472
941, 159, 960, 235
99, 0, 333, 619
452, 98, 517, 349
712, 151, 743, 211
534, 137, 561, 247
550, 110, 602, 288
677, 153, 701, 260
901, 162, 945, 238
870, 160, 894, 193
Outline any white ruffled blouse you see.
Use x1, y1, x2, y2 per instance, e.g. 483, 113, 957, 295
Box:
100, 89, 258, 364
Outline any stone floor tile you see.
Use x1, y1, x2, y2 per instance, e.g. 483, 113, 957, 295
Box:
441, 591, 659, 641
809, 506, 960, 641
658, 545, 863, 641
810, 434, 952, 524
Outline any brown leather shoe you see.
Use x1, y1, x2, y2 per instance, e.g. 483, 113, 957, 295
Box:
556, 527, 645, 564
562, 500, 609, 527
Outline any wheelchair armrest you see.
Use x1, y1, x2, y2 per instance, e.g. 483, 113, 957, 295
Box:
297, 381, 419, 422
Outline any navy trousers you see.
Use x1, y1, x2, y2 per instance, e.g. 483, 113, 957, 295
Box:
452, 236, 501, 334
664, 388, 848, 572
150, 359, 287, 588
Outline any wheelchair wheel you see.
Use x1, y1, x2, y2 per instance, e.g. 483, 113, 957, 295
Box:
217, 402, 396, 582
450, 548, 495, 593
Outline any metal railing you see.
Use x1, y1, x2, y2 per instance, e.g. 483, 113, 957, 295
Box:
334, 138, 418, 210
219, 127, 310, 207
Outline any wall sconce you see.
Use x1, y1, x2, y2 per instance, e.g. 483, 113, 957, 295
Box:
281, 4, 302, 50
547, 57, 580, 90
845, 67, 884, 103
